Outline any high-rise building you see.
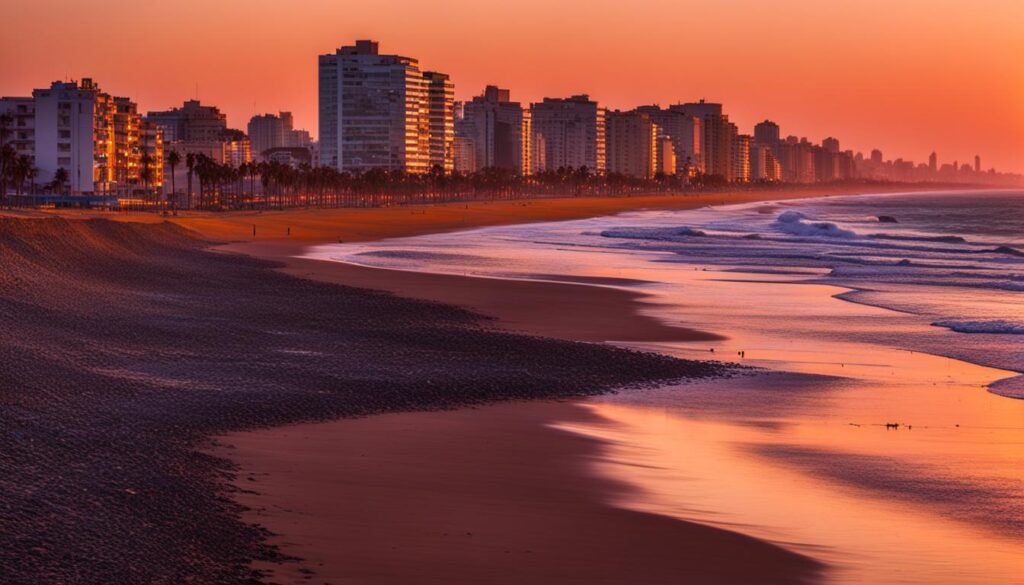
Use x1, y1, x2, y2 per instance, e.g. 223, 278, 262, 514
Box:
753, 120, 781, 149
462, 86, 531, 175
634, 106, 702, 173
248, 112, 311, 160
733, 134, 751, 182
26, 78, 161, 194
929, 151, 938, 172
778, 137, 816, 183
423, 72, 455, 173
975, 155, 981, 173
672, 101, 736, 181
822, 136, 840, 154
0, 97, 36, 162
870, 149, 884, 165
605, 110, 658, 179
530, 95, 605, 173
319, 40, 449, 174
750, 144, 781, 181
140, 120, 164, 190
453, 102, 477, 173
657, 136, 676, 176
145, 100, 227, 143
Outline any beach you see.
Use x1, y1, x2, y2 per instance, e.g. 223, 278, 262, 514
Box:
2, 188, 824, 584
4, 185, 1019, 583
0, 213, 729, 584
212, 187, 1023, 584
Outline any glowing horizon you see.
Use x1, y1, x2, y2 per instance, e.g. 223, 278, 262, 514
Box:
2, 0, 1021, 172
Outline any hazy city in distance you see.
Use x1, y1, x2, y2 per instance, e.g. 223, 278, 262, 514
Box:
2, 38, 1020, 209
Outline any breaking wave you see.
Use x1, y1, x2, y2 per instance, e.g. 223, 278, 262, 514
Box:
773, 211, 858, 239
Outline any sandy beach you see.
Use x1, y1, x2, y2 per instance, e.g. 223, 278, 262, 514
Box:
0, 214, 728, 583
3, 184, 994, 583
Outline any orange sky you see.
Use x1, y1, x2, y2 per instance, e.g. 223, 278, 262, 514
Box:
2, 0, 1022, 172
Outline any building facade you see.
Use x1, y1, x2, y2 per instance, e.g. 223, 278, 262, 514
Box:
423, 71, 455, 173
461, 86, 531, 175
22, 79, 162, 194
145, 100, 227, 143
605, 110, 658, 179
672, 101, 735, 181
319, 40, 450, 175
634, 106, 702, 174
530, 95, 605, 173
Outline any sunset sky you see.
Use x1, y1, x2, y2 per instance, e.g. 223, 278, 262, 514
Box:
2, 0, 1022, 172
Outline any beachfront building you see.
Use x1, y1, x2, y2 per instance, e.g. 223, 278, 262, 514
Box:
423, 72, 455, 173
605, 110, 658, 179
147, 100, 251, 198
453, 104, 478, 173
657, 136, 677, 176
461, 86, 531, 175
22, 78, 163, 195
753, 120, 781, 150
0, 97, 36, 165
145, 100, 227, 143
248, 112, 311, 160
778, 137, 816, 183
750, 144, 781, 181
530, 95, 605, 173
319, 40, 451, 174
733, 134, 751, 183
671, 101, 736, 182
635, 105, 702, 174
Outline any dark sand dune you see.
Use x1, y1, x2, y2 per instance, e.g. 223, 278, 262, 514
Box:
0, 217, 739, 584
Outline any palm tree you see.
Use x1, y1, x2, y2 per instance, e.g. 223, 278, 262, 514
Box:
12, 155, 34, 203
52, 167, 69, 198
185, 152, 196, 210
0, 143, 16, 208
0, 112, 15, 207
166, 149, 180, 210
140, 150, 154, 204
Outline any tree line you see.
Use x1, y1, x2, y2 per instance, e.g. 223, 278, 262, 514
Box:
165, 151, 740, 211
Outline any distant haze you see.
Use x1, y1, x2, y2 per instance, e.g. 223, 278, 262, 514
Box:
2, 0, 1021, 172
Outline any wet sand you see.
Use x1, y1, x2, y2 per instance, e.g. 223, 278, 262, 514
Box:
220, 401, 821, 585
224, 240, 721, 343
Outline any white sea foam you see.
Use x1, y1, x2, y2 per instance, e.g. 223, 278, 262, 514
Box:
773, 211, 858, 239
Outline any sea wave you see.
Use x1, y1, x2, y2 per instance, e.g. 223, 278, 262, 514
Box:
773, 211, 858, 239
932, 320, 1024, 335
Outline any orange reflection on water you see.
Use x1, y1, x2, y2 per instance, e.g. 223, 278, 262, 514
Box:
554, 266, 1024, 584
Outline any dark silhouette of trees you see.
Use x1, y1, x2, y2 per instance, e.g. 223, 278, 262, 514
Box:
166, 150, 181, 209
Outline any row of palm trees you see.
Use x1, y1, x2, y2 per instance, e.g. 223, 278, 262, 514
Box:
164, 151, 737, 211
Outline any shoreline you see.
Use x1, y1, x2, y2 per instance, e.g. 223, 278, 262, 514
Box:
204, 187, 903, 583
2, 185, 981, 582
222, 240, 722, 343
218, 400, 822, 585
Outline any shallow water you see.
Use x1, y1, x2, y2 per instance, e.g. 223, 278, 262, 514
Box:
310, 190, 1024, 584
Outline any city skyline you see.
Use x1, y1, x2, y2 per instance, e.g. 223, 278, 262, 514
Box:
2, 0, 1021, 173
